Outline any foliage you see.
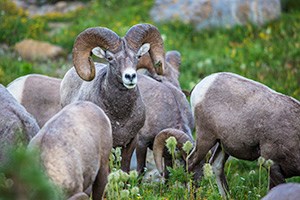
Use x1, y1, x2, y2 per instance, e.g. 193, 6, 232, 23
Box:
0, 0, 47, 45
0, 146, 64, 200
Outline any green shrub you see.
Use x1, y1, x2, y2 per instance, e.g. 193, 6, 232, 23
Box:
0, 0, 47, 45
0, 146, 64, 200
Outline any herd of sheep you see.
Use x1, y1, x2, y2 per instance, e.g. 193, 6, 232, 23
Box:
1, 23, 300, 199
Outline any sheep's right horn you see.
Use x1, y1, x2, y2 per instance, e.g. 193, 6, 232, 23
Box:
153, 128, 194, 175
125, 23, 165, 75
73, 27, 122, 81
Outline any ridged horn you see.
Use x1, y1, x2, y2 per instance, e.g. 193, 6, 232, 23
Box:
153, 128, 194, 175
124, 23, 165, 75
72, 27, 122, 81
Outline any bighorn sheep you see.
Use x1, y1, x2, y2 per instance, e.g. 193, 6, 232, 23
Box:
7, 74, 62, 128
0, 84, 39, 162
28, 101, 112, 200
187, 72, 300, 197
60, 23, 166, 172
135, 51, 195, 177
261, 183, 300, 200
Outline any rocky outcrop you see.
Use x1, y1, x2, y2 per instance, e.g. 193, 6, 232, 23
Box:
150, 0, 281, 30
15, 39, 64, 61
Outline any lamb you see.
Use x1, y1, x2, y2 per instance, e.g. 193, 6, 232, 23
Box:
261, 183, 300, 200
187, 72, 300, 198
28, 101, 112, 200
0, 84, 39, 162
60, 23, 166, 172
7, 74, 62, 128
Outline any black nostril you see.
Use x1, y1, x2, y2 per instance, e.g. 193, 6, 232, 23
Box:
125, 74, 130, 79
125, 73, 136, 81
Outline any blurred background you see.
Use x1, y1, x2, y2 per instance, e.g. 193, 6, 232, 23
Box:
0, 0, 299, 99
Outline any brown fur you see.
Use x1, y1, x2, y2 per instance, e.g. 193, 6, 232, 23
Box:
189, 72, 300, 197
28, 101, 112, 200
7, 74, 62, 128
0, 84, 39, 162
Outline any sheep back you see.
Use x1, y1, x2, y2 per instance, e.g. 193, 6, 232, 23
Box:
28, 101, 112, 198
191, 72, 300, 178
0, 84, 39, 162
7, 74, 62, 127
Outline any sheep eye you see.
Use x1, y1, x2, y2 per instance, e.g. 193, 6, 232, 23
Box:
106, 56, 113, 61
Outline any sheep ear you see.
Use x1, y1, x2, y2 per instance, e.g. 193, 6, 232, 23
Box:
137, 43, 150, 57
92, 47, 105, 58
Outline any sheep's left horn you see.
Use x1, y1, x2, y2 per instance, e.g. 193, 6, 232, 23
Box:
153, 128, 194, 175
125, 23, 165, 75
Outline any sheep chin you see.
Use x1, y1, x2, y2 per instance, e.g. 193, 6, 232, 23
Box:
123, 82, 136, 89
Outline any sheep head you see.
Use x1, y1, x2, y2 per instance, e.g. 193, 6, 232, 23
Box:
152, 128, 194, 176
72, 24, 165, 89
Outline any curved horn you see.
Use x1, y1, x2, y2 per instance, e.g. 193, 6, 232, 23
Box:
124, 23, 165, 75
72, 27, 122, 81
153, 128, 194, 175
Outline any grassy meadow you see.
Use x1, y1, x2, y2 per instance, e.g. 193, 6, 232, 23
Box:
0, 0, 300, 199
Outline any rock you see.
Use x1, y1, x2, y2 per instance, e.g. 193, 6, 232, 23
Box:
150, 0, 281, 30
14, 39, 64, 61
12, 0, 85, 16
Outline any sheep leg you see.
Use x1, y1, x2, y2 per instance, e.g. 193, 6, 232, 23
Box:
188, 130, 217, 172
136, 142, 148, 175
121, 137, 137, 173
210, 143, 230, 199
269, 163, 286, 190
92, 164, 109, 200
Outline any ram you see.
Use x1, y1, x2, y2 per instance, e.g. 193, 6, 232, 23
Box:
135, 51, 195, 177
261, 183, 300, 200
60, 23, 165, 172
7, 74, 62, 128
0, 84, 39, 162
28, 101, 112, 200
187, 72, 300, 198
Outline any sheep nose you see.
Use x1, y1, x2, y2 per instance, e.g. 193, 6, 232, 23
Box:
125, 73, 136, 82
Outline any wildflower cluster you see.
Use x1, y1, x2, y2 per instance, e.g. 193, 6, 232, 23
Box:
106, 169, 141, 200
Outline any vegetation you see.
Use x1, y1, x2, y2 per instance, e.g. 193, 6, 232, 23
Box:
0, 0, 299, 199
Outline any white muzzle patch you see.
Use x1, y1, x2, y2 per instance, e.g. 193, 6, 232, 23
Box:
122, 68, 137, 89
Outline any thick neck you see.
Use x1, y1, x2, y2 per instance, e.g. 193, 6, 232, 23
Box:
100, 67, 139, 119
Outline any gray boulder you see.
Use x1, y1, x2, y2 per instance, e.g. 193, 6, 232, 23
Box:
150, 0, 281, 30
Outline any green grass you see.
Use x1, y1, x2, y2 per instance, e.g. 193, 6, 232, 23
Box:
0, 0, 300, 199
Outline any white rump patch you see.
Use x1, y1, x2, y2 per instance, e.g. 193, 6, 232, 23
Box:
190, 73, 219, 113
7, 76, 27, 103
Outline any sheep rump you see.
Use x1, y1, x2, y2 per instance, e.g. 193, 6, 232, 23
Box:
189, 72, 300, 197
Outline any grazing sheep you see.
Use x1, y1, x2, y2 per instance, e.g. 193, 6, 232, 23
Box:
60, 23, 166, 172
135, 51, 194, 177
7, 74, 62, 128
28, 101, 112, 200
261, 183, 300, 200
187, 72, 300, 198
137, 50, 181, 88
0, 84, 39, 162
